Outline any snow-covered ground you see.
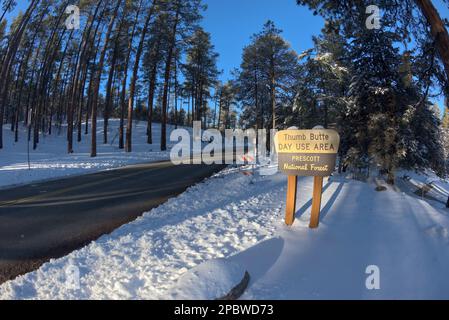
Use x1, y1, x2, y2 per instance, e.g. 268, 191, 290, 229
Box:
0, 119, 180, 189
398, 169, 449, 208
2, 166, 449, 300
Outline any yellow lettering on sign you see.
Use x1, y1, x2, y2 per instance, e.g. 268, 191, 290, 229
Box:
313, 143, 335, 152
275, 130, 340, 155
278, 143, 293, 151
284, 163, 309, 171
291, 155, 320, 162
310, 164, 329, 172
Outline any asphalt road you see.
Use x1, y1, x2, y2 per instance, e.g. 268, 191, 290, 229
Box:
0, 161, 225, 284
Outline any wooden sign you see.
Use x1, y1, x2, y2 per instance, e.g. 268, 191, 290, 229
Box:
275, 129, 340, 228
275, 130, 340, 177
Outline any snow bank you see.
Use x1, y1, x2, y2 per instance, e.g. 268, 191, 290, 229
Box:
166, 259, 247, 300
399, 169, 449, 207
0, 167, 286, 299
2, 166, 449, 299
239, 176, 449, 300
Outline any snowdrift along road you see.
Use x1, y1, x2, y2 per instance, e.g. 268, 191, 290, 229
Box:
2, 167, 449, 299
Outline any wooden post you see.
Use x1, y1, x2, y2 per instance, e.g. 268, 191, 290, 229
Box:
285, 175, 298, 226
310, 176, 324, 229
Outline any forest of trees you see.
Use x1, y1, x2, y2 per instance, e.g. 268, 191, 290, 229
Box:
1, 0, 449, 184
0, 0, 221, 155
236, 0, 449, 183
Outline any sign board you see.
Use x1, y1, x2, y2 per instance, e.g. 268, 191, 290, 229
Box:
274, 129, 340, 228
275, 130, 340, 177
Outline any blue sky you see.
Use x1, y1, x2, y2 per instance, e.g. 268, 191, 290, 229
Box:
6, 0, 449, 113
201, 0, 449, 114
201, 0, 325, 81
201, 0, 449, 79
8, 0, 324, 78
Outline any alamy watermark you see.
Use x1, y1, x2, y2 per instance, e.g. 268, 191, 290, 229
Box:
365, 265, 381, 290
65, 5, 80, 30
366, 5, 381, 30
170, 122, 278, 175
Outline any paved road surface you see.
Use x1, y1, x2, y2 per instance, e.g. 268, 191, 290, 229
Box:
0, 161, 225, 284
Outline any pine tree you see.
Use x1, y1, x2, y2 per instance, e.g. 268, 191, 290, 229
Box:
295, 0, 447, 180
90, 0, 124, 157
143, 12, 168, 144
160, 0, 204, 151
293, 22, 349, 130
182, 28, 219, 129
125, 0, 158, 153
236, 21, 299, 132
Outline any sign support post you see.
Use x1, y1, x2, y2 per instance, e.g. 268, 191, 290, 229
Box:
285, 175, 298, 226
310, 176, 324, 228
274, 129, 340, 229
27, 109, 32, 171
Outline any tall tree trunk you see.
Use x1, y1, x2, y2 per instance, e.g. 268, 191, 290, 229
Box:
79, 18, 103, 145
174, 59, 178, 129
126, 0, 157, 153
77, 60, 88, 142
52, 29, 74, 131
147, 63, 158, 144
270, 59, 276, 130
0, 0, 15, 25
189, 87, 193, 125
198, 81, 203, 126
31, 40, 46, 150
0, 0, 40, 149
91, 0, 123, 157
217, 90, 222, 130
120, 1, 142, 149
416, 0, 449, 95
161, 6, 181, 151
103, 59, 116, 144
119, 77, 127, 149
104, 20, 124, 144
225, 102, 230, 129
68, 0, 104, 153
213, 93, 218, 128
13, 53, 27, 142
35, 3, 69, 143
